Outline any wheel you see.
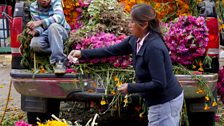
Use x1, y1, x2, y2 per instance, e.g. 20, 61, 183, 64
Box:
27, 99, 60, 125
186, 111, 216, 126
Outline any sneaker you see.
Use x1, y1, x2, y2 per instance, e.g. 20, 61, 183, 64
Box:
53, 61, 66, 74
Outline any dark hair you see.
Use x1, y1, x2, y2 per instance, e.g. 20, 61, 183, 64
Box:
131, 4, 161, 34
131, 4, 169, 51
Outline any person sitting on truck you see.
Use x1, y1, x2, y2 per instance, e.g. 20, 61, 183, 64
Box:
68, 4, 184, 126
26, 0, 70, 74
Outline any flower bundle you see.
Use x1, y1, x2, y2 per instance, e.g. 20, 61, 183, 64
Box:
117, 0, 150, 12
62, 0, 90, 30
163, 16, 209, 65
117, 0, 194, 22
72, 32, 132, 68
152, 0, 191, 22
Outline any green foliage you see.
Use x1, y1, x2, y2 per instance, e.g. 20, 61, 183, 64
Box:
1, 112, 26, 126
17, 29, 33, 69
73, 63, 135, 94
18, 28, 52, 72
217, 0, 224, 24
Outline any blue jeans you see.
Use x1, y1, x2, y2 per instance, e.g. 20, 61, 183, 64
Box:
148, 91, 184, 126
30, 23, 69, 64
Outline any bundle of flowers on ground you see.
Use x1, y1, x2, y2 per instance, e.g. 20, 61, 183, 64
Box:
14, 114, 99, 126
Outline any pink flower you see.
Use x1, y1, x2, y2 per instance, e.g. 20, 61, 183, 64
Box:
71, 32, 131, 68
215, 115, 220, 122
76, 8, 82, 13
164, 16, 208, 65
66, 68, 77, 73
15, 120, 32, 126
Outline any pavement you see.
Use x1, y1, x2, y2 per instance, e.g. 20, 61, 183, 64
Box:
0, 54, 21, 115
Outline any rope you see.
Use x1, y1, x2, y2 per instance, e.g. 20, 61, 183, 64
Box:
0, 79, 12, 125
1, 0, 13, 23
2, 11, 13, 23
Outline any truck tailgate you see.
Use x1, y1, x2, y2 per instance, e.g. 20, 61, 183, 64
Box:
10, 69, 86, 98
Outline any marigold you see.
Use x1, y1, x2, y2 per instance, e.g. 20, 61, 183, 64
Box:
212, 101, 218, 106
198, 67, 204, 72
196, 89, 205, 94
139, 112, 144, 118
204, 104, 210, 110
111, 90, 116, 95
37, 120, 68, 126
100, 99, 107, 105
123, 97, 128, 104
205, 95, 210, 101
114, 76, 119, 82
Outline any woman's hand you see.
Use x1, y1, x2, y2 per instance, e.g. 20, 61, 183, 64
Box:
117, 83, 128, 94
68, 50, 81, 63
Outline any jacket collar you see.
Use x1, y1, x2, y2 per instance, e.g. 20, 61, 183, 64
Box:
136, 34, 150, 56
136, 32, 158, 56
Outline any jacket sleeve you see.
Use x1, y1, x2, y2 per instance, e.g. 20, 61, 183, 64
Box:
128, 48, 167, 93
81, 36, 133, 59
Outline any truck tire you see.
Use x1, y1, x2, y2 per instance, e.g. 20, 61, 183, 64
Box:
187, 111, 215, 126
27, 99, 60, 124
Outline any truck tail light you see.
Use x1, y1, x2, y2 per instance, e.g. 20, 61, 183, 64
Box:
10, 17, 22, 56
206, 17, 220, 57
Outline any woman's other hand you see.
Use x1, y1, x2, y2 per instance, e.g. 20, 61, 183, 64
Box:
118, 83, 128, 94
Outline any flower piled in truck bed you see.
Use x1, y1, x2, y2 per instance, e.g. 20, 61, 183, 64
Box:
62, 0, 90, 30
71, 32, 132, 68
69, 32, 134, 94
163, 16, 209, 65
117, 0, 194, 22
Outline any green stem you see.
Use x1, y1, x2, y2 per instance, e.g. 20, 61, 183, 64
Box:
101, 93, 121, 115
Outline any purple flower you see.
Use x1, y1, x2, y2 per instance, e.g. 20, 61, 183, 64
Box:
71, 32, 132, 68
164, 16, 208, 65
15, 120, 32, 126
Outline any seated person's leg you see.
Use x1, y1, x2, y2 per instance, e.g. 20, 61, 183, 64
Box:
47, 23, 69, 65
46, 23, 69, 74
30, 33, 51, 53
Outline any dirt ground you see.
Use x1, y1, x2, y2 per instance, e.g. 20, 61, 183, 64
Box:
0, 55, 22, 116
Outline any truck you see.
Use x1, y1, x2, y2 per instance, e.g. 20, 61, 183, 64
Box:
8, 0, 223, 126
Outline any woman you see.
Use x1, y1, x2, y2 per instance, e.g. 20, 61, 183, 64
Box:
68, 4, 183, 126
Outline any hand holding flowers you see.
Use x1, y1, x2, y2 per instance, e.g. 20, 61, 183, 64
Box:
68, 50, 81, 63
117, 83, 128, 94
